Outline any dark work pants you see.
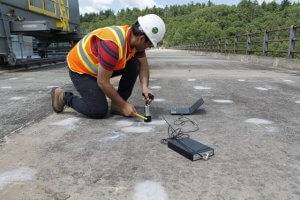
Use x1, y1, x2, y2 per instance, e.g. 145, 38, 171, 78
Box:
64, 58, 140, 119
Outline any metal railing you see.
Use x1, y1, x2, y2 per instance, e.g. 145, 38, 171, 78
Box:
173, 25, 299, 59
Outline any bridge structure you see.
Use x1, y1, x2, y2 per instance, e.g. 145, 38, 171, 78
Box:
0, 49, 299, 199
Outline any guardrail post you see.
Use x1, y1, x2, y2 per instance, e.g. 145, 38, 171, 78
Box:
263, 30, 269, 56
288, 25, 296, 59
246, 32, 252, 55
207, 40, 210, 52
234, 35, 237, 53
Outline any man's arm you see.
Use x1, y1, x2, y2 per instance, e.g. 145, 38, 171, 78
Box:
97, 67, 136, 116
97, 67, 124, 108
138, 56, 149, 89
138, 56, 153, 103
92, 38, 136, 116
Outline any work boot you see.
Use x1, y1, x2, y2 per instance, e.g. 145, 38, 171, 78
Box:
51, 87, 65, 113
110, 102, 122, 116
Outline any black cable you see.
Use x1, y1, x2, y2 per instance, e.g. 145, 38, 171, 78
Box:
161, 115, 199, 144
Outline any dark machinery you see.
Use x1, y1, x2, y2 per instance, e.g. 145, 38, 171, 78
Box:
0, 0, 81, 66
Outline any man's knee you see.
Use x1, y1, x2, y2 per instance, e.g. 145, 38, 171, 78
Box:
86, 105, 108, 119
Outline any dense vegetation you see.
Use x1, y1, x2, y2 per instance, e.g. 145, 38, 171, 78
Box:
80, 0, 299, 57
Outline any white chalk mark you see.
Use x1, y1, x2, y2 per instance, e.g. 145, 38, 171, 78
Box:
121, 126, 154, 133
238, 79, 245, 82
25, 78, 33, 81
51, 117, 80, 129
133, 180, 169, 200
46, 86, 59, 89
150, 86, 161, 90
1, 135, 15, 144
194, 86, 211, 90
146, 120, 166, 126
115, 120, 134, 127
282, 79, 294, 83
106, 134, 121, 140
295, 101, 300, 104
213, 99, 233, 103
255, 87, 269, 91
149, 78, 157, 81
101, 133, 124, 141
1, 86, 12, 89
154, 98, 165, 102
8, 78, 18, 80
10, 96, 25, 100
188, 78, 196, 82
0, 167, 35, 191
265, 126, 280, 133
245, 118, 273, 125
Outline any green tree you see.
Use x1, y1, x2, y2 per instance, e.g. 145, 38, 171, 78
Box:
80, 0, 299, 52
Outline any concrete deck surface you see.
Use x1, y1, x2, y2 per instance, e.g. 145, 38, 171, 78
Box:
0, 49, 299, 200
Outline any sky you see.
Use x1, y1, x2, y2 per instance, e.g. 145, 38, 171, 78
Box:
78, 0, 298, 14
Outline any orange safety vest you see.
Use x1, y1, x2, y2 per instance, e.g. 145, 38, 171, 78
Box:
67, 25, 136, 77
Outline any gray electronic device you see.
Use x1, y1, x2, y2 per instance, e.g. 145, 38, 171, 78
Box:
170, 97, 204, 115
168, 137, 214, 161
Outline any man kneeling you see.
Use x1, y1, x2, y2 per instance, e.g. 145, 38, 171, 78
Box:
51, 14, 165, 119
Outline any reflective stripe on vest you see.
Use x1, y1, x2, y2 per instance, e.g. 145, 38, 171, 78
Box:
76, 33, 98, 75
76, 26, 126, 75
67, 25, 133, 77
108, 26, 125, 59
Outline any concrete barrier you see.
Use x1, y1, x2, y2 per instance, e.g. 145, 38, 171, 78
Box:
178, 50, 300, 70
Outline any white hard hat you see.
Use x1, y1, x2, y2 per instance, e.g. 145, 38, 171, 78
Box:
138, 14, 166, 47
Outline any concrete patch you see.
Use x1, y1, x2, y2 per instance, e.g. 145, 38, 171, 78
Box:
238, 79, 245, 82
213, 99, 233, 103
25, 78, 33, 81
50, 117, 80, 129
10, 96, 25, 100
115, 120, 134, 127
0, 167, 35, 191
133, 180, 168, 200
150, 86, 161, 90
193, 86, 211, 90
8, 78, 18, 80
188, 78, 196, 81
121, 126, 154, 133
1, 86, 12, 89
255, 87, 269, 91
295, 101, 300, 104
154, 98, 165, 102
245, 118, 273, 125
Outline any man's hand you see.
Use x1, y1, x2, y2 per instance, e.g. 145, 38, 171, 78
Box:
121, 102, 137, 117
142, 87, 154, 105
